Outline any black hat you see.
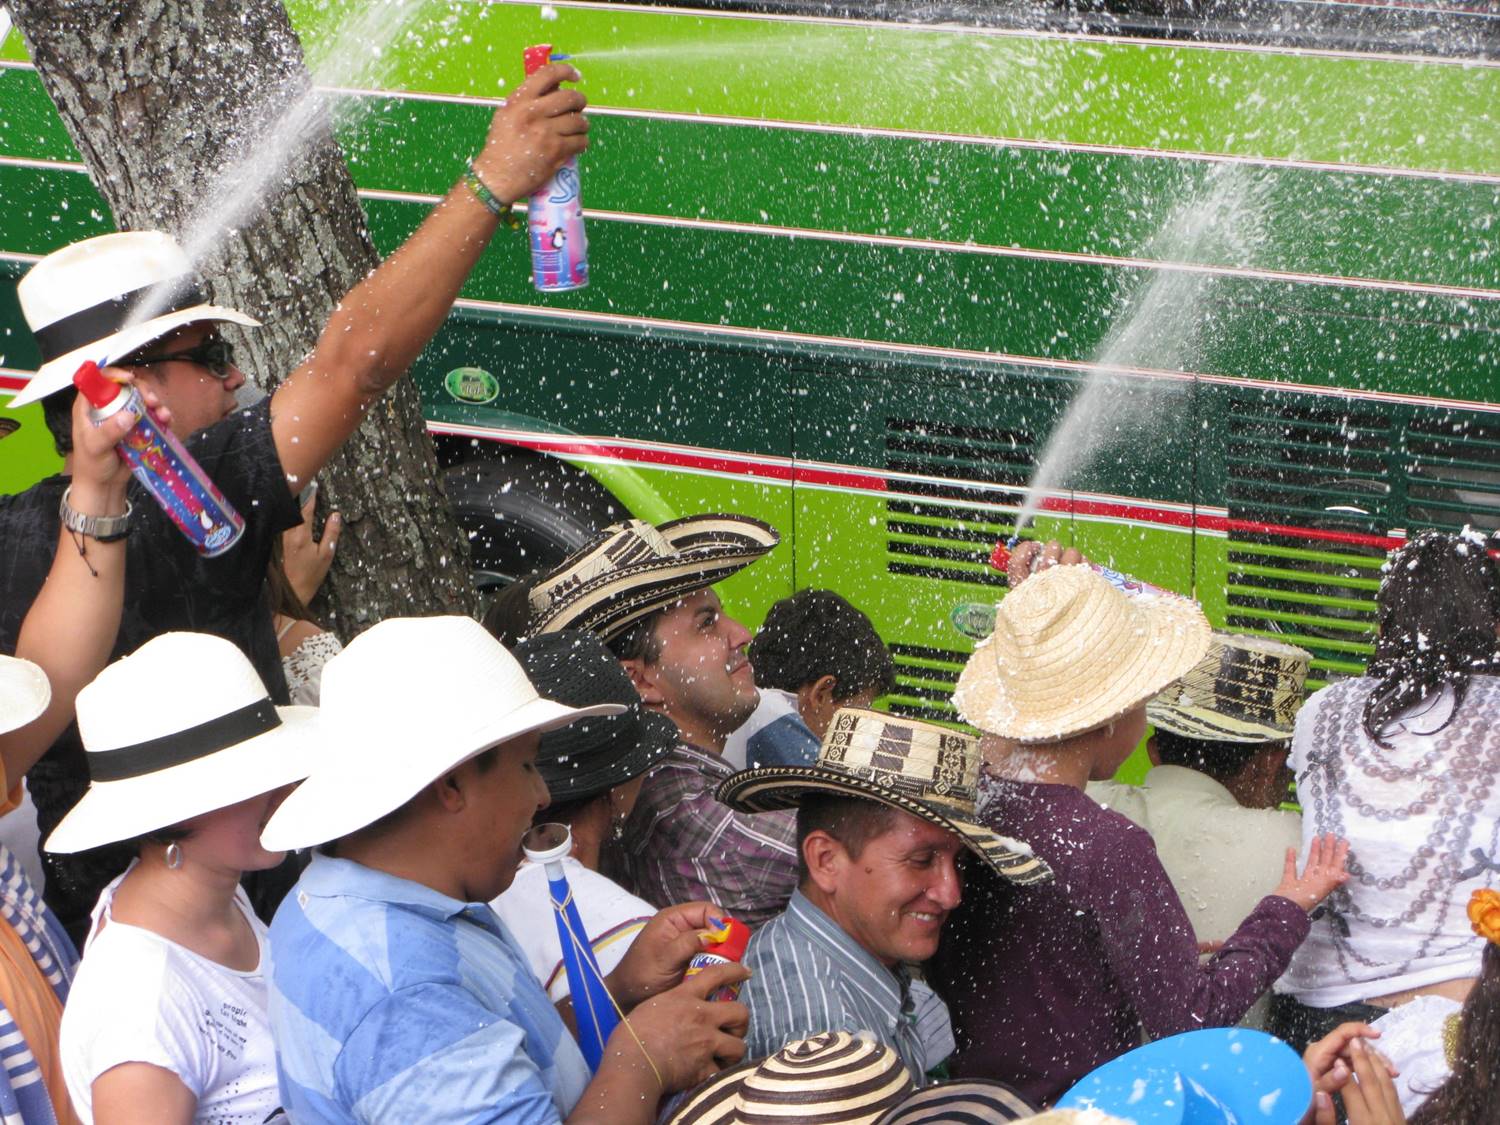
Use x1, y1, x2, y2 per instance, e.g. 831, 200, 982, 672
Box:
514, 630, 677, 801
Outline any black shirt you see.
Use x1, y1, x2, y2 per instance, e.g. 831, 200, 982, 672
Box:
0, 397, 300, 935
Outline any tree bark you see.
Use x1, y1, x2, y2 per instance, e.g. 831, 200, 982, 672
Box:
8, 0, 477, 635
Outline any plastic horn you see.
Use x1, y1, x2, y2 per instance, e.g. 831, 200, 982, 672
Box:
522, 822, 620, 1070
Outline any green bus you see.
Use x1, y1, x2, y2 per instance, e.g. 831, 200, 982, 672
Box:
3, 0, 1498, 728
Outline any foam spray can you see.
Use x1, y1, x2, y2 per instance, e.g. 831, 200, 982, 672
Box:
72, 361, 244, 557
684, 916, 751, 1002
524, 44, 588, 292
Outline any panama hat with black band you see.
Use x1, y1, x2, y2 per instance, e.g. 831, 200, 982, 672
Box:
9, 230, 260, 408
716, 707, 1052, 886
0, 653, 50, 737
527, 515, 780, 643
513, 630, 677, 801
46, 632, 318, 855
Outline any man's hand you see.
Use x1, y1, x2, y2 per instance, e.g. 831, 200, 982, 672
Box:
281, 488, 341, 607
608, 901, 723, 1011
615, 960, 750, 1094
1007, 538, 1084, 588
472, 62, 589, 205
1274, 833, 1350, 912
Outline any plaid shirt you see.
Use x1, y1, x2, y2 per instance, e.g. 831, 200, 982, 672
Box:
607, 742, 798, 927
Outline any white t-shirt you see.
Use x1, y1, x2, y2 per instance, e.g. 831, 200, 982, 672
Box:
1279, 677, 1500, 1007
60, 869, 280, 1124
492, 856, 654, 1001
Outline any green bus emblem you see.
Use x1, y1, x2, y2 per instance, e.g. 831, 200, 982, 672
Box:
445, 367, 500, 405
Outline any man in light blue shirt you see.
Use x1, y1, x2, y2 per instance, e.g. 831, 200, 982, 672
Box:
715, 707, 1049, 1092
260, 616, 751, 1124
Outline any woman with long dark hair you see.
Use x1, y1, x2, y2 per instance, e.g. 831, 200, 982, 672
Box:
1271, 529, 1500, 1051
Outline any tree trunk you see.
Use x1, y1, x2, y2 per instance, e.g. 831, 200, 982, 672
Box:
8, 0, 477, 635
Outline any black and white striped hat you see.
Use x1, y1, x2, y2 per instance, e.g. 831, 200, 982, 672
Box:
527, 515, 780, 643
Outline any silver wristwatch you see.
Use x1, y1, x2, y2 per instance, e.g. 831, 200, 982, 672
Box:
59, 486, 133, 542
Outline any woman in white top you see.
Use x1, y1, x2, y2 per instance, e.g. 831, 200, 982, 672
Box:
1273, 529, 1500, 1052
490, 630, 673, 997
46, 632, 317, 1125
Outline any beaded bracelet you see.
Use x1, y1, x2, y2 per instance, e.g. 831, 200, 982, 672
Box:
464, 161, 526, 231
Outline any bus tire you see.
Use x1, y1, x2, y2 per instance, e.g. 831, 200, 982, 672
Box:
442, 451, 622, 595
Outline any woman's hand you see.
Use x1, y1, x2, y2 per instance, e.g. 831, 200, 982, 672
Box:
1274, 833, 1350, 912
280, 487, 341, 606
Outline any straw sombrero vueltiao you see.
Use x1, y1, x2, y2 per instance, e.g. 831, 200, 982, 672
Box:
1146, 632, 1310, 742
717, 707, 1051, 886
953, 565, 1211, 744
528, 516, 779, 643
667, 1032, 914, 1125
9, 231, 260, 408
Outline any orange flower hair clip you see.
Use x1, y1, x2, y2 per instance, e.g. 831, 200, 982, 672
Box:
1468, 887, 1500, 946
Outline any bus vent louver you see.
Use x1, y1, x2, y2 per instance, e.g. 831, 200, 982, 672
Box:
882, 417, 1036, 586
1224, 390, 1500, 689
886, 643, 967, 724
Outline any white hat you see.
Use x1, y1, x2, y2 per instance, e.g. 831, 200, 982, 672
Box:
261, 616, 624, 851
9, 231, 260, 408
46, 633, 319, 854
0, 654, 50, 737
954, 565, 1211, 744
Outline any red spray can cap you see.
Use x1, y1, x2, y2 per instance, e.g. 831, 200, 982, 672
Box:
701, 916, 751, 963
72, 361, 123, 408
523, 44, 553, 76
989, 538, 1011, 572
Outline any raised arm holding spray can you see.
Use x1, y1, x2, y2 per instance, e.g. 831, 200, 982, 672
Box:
524, 44, 589, 292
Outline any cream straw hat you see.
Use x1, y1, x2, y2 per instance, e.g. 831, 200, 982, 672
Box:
261, 616, 622, 851
954, 565, 1210, 744
10, 231, 260, 407
46, 633, 318, 854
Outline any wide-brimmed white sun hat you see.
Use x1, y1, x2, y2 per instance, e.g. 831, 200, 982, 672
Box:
0, 654, 50, 736
261, 616, 624, 851
9, 230, 261, 408
954, 565, 1211, 744
46, 633, 319, 854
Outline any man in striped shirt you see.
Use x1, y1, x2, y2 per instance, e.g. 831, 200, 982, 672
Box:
714, 709, 1050, 1091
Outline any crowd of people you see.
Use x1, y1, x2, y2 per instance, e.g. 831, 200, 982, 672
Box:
0, 56, 1496, 1125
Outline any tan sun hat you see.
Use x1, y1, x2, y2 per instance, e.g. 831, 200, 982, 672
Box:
10, 231, 260, 408
954, 565, 1211, 744
717, 707, 1051, 886
1147, 632, 1311, 742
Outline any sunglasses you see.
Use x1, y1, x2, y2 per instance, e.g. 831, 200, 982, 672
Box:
124, 336, 237, 379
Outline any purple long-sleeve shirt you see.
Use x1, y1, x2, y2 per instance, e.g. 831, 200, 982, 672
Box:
929, 773, 1309, 1106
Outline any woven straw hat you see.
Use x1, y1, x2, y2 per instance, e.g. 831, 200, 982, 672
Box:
873, 1078, 1037, 1123
717, 707, 1051, 886
0, 654, 49, 737
1146, 632, 1310, 742
261, 616, 622, 851
528, 515, 779, 642
954, 565, 1210, 744
667, 1032, 914, 1125
10, 231, 260, 407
